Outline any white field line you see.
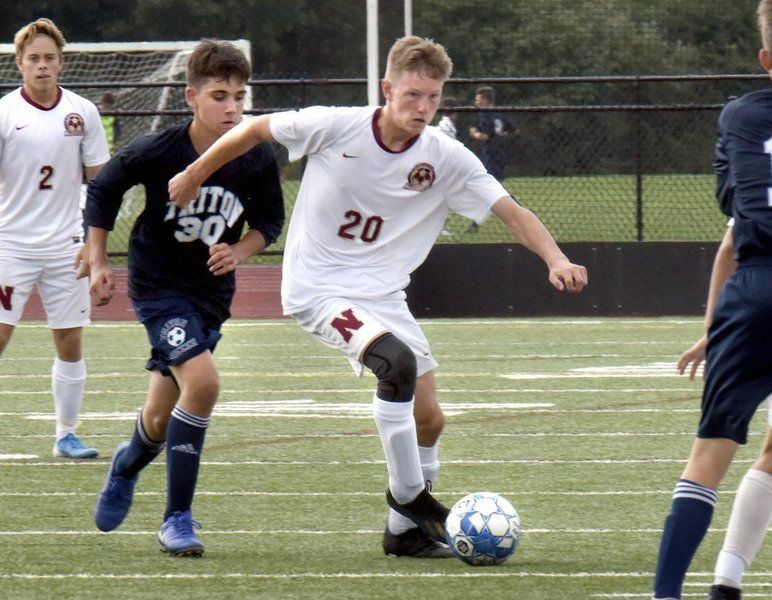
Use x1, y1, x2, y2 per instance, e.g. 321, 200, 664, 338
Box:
0, 528, 751, 536
0, 458, 757, 466
0, 387, 697, 395
0, 371, 698, 380
0, 489, 739, 498
0, 408, 707, 421
0, 353, 685, 362
0, 571, 769, 582
6, 400, 554, 422
4, 430, 739, 441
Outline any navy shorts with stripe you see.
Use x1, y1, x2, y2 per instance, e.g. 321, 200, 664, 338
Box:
699, 261, 772, 444
132, 296, 223, 375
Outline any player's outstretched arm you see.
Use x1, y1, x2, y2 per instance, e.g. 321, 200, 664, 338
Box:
491, 195, 588, 293
677, 225, 735, 379
87, 226, 115, 306
169, 115, 274, 208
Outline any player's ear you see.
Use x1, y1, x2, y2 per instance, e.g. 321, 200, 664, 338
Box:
381, 79, 392, 103
759, 48, 772, 72
185, 86, 197, 109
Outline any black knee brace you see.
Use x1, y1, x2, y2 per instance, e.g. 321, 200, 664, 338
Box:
362, 333, 417, 401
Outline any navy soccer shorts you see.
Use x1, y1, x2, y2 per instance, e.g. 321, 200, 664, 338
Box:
131, 296, 223, 375
699, 262, 772, 444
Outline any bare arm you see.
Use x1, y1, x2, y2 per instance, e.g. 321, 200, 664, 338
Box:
84, 164, 105, 181
469, 127, 489, 141
74, 163, 108, 277
87, 226, 115, 306
207, 229, 268, 277
168, 115, 274, 208
677, 226, 735, 379
491, 195, 588, 293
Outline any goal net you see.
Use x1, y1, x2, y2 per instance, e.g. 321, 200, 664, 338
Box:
0, 40, 252, 145
0, 41, 251, 248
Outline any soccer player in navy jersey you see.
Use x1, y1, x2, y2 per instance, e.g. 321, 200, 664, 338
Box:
86, 40, 284, 557
652, 2, 772, 597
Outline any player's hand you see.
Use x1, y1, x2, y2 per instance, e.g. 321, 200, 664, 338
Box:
89, 264, 115, 306
677, 334, 708, 380
168, 169, 200, 209
208, 243, 240, 276
75, 243, 90, 279
548, 260, 588, 293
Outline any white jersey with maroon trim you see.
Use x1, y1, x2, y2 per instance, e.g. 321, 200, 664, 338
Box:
0, 87, 110, 257
270, 105, 508, 314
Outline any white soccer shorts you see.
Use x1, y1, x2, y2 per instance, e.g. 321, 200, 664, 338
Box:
292, 295, 439, 378
0, 252, 90, 328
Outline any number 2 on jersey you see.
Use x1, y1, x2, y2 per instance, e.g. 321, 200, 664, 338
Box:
337, 210, 384, 243
39, 165, 54, 190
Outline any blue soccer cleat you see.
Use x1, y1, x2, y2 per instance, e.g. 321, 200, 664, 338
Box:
158, 511, 205, 557
94, 442, 136, 532
53, 433, 99, 459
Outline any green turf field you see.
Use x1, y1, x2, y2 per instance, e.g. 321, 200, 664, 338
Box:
1, 318, 769, 599
106, 174, 725, 260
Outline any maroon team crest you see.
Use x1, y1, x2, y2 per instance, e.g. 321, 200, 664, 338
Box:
403, 162, 436, 192
63, 112, 84, 136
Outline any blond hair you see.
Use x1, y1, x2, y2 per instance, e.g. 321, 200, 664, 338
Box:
14, 18, 65, 57
759, 0, 772, 50
385, 36, 453, 81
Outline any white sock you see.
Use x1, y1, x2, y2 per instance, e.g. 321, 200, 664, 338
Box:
713, 552, 746, 589
388, 441, 441, 534
52, 358, 86, 440
419, 442, 440, 489
714, 468, 772, 587
372, 394, 424, 506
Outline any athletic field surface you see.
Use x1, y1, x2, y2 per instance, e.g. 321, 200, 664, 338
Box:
0, 318, 769, 599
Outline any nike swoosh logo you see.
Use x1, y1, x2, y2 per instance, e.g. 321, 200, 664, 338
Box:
342, 152, 358, 158
15, 124, 30, 130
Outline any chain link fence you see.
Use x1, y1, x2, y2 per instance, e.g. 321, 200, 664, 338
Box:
2, 73, 763, 254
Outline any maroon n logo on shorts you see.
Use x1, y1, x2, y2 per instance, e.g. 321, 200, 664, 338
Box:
0, 285, 13, 310
0, 285, 14, 311
330, 308, 364, 343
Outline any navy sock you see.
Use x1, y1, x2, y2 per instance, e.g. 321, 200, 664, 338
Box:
115, 410, 164, 479
164, 406, 209, 519
653, 479, 718, 599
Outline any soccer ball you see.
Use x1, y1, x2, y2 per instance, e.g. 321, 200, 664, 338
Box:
166, 326, 186, 347
445, 491, 521, 566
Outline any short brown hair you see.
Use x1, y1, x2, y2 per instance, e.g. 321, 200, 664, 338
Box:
186, 39, 250, 88
14, 18, 65, 57
385, 36, 453, 81
475, 86, 495, 104
759, 0, 772, 50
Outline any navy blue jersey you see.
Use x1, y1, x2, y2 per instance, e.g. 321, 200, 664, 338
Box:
85, 121, 284, 320
716, 88, 772, 261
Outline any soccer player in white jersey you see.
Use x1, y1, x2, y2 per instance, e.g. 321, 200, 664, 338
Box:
0, 19, 110, 458
170, 36, 588, 557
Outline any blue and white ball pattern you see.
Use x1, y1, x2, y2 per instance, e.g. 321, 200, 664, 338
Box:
445, 492, 521, 565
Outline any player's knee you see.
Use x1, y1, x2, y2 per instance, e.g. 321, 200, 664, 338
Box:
362, 333, 417, 401
188, 374, 220, 406
145, 411, 171, 439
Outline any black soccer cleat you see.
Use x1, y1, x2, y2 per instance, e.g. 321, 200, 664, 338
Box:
383, 527, 454, 558
708, 584, 742, 600
385, 488, 450, 544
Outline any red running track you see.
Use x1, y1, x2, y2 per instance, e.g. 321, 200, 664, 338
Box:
21, 265, 285, 322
